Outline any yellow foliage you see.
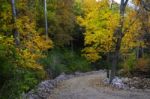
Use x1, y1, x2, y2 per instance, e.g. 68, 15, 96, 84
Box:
16, 15, 53, 70
78, 0, 118, 62
82, 47, 100, 62
18, 49, 43, 70
78, 0, 144, 62
121, 10, 143, 53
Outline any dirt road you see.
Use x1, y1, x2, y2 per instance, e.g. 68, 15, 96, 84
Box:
49, 72, 150, 99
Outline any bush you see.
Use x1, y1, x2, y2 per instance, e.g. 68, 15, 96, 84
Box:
120, 53, 150, 77
0, 37, 43, 99
135, 58, 150, 72
0, 68, 40, 99
63, 50, 91, 73
133, 56, 150, 77
120, 53, 136, 76
40, 49, 66, 78
40, 48, 92, 77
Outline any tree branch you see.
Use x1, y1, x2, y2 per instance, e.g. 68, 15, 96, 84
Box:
124, 0, 129, 7
123, 10, 140, 35
141, 0, 150, 12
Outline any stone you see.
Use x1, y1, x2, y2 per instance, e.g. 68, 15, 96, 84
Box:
75, 71, 82, 76
112, 77, 125, 89
55, 72, 67, 81
103, 78, 109, 84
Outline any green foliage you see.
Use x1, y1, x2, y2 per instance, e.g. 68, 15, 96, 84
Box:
0, 36, 17, 78
41, 49, 66, 77
63, 50, 92, 73
36, 0, 76, 46
0, 68, 40, 99
0, 36, 42, 99
0, 1, 52, 98
0, 0, 149, 98
53, 0, 76, 46
74, 0, 84, 15
120, 53, 150, 77
121, 53, 137, 75
41, 48, 92, 77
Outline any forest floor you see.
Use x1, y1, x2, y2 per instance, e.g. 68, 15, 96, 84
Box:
48, 72, 150, 99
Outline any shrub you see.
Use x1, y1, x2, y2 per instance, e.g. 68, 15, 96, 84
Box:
135, 58, 150, 72
0, 36, 43, 99
133, 57, 150, 77
0, 68, 40, 99
120, 53, 150, 77
120, 53, 136, 76
40, 49, 66, 78
63, 50, 91, 73
40, 48, 92, 77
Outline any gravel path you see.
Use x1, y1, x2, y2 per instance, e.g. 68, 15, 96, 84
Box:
49, 72, 150, 99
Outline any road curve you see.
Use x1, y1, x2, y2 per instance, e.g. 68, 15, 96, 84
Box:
49, 72, 150, 99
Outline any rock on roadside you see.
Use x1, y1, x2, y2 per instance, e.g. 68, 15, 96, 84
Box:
22, 70, 104, 99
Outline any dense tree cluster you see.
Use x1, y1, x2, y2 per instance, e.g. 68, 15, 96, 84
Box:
0, 0, 149, 98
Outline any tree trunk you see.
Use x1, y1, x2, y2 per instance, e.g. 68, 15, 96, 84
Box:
106, 53, 110, 78
137, 45, 143, 59
139, 45, 144, 58
109, 0, 129, 83
136, 46, 140, 59
71, 40, 74, 56
11, 0, 20, 46
44, 0, 48, 40
110, 38, 121, 83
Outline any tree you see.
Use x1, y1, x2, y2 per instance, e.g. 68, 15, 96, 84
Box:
78, 0, 143, 81
77, 0, 120, 78
14, 0, 53, 69
53, 0, 75, 46
11, 0, 20, 46
44, 0, 48, 40
109, 0, 129, 83
134, 0, 150, 56
0, 1, 53, 98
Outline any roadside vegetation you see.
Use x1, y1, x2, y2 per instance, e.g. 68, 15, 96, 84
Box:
0, 0, 149, 98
